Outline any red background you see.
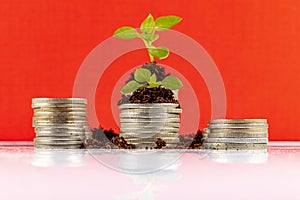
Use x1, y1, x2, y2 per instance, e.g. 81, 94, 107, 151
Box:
0, 0, 299, 141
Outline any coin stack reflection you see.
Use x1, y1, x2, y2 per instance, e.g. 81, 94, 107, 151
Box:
32, 98, 88, 149
119, 103, 182, 148
203, 119, 268, 150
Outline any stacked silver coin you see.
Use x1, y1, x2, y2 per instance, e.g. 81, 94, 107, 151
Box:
203, 119, 268, 150
32, 98, 88, 149
119, 103, 182, 148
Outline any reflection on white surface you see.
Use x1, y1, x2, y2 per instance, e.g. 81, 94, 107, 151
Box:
116, 157, 181, 199
205, 149, 268, 164
1, 142, 300, 200
89, 149, 182, 174
32, 149, 88, 167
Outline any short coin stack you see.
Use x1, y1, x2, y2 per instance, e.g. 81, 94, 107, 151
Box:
119, 103, 182, 148
203, 119, 268, 150
32, 98, 88, 149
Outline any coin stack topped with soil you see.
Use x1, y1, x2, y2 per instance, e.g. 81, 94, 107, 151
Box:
32, 98, 88, 149
203, 119, 268, 150
119, 102, 182, 148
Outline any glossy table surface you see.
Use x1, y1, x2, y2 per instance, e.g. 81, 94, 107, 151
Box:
0, 142, 300, 200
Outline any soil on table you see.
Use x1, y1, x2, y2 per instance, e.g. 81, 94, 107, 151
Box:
84, 127, 203, 149
84, 127, 135, 149
118, 62, 171, 105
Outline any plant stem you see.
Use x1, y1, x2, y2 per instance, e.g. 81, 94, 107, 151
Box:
142, 39, 154, 63
149, 52, 154, 63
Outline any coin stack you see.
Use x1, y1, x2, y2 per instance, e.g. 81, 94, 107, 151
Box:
203, 119, 268, 150
119, 103, 182, 148
32, 98, 88, 149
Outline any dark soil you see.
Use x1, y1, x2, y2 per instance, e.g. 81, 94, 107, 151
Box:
129, 86, 178, 104
84, 127, 203, 149
118, 62, 170, 105
176, 130, 204, 149
84, 127, 135, 149
155, 138, 167, 149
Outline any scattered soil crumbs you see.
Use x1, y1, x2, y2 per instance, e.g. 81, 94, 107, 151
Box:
84, 127, 203, 149
176, 130, 204, 149
84, 127, 135, 149
155, 138, 167, 149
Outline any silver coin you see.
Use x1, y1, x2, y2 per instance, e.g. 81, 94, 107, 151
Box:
120, 132, 178, 138
34, 124, 86, 129
34, 143, 82, 149
159, 137, 179, 143
121, 127, 179, 133
208, 123, 268, 129
209, 119, 267, 124
32, 103, 87, 109
203, 142, 267, 150
35, 126, 85, 132
34, 111, 87, 116
33, 107, 87, 112
120, 118, 180, 123
208, 132, 268, 138
121, 108, 182, 114
125, 138, 179, 143
35, 129, 85, 134
35, 133, 86, 138
32, 98, 87, 105
33, 123, 87, 128
121, 137, 179, 142
33, 116, 87, 121
209, 128, 268, 133
121, 122, 180, 128
120, 113, 179, 119
34, 138, 83, 145
205, 138, 268, 144
156, 132, 179, 137
35, 128, 85, 133
35, 136, 84, 141
119, 103, 179, 109
33, 119, 87, 124
121, 132, 178, 139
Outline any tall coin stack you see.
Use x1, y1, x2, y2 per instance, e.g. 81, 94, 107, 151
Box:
119, 103, 182, 148
32, 98, 88, 149
203, 119, 268, 150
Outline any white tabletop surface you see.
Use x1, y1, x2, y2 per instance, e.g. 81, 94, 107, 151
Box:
0, 142, 300, 200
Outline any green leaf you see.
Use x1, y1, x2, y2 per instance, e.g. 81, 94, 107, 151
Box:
114, 26, 139, 40
149, 73, 157, 83
162, 76, 183, 90
142, 34, 159, 42
147, 82, 161, 88
140, 13, 155, 34
155, 16, 182, 31
120, 81, 142, 94
134, 68, 151, 83
148, 46, 169, 59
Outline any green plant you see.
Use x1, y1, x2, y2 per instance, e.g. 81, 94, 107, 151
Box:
121, 68, 183, 94
114, 13, 182, 62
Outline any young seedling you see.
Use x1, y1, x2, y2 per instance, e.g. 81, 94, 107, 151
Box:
114, 13, 182, 62
121, 68, 183, 94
